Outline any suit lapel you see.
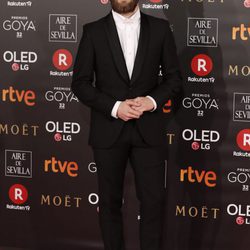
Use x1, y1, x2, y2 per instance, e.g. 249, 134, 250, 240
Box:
104, 11, 150, 85
130, 12, 149, 85
104, 12, 130, 84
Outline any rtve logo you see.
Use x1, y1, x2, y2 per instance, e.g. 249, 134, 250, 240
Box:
232, 24, 250, 41
191, 54, 213, 77
52, 49, 73, 71
44, 157, 78, 177
1, 86, 35, 106
180, 166, 217, 187
9, 184, 28, 205
237, 129, 250, 152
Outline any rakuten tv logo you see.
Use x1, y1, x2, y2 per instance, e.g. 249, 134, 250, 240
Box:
191, 54, 213, 76
50, 49, 73, 77
9, 184, 28, 205
237, 129, 250, 151
182, 129, 220, 150
3, 51, 37, 71
53, 49, 72, 71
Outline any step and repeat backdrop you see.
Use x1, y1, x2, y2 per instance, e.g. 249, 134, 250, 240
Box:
0, 0, 249, 249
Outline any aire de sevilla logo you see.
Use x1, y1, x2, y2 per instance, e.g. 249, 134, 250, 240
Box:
9, 184, 28, 204
53, 49, 73, 71
237, 129, 250, 151
191, 54, 213, 77
244, 0, 250, 8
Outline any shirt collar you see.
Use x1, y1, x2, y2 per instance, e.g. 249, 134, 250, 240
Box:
112, 6, 140, 25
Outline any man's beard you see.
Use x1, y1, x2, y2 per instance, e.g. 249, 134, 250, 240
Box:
110, 0, 139, 14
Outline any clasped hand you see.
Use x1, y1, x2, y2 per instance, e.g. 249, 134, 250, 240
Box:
117, 97, 154, 122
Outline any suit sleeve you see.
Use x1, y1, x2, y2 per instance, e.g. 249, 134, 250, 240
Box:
148, 21, 183, 110
71, 24, 117, 118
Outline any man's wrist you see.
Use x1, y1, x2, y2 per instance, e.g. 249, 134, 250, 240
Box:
146, 96, 157, 112
111, 101, 122, 118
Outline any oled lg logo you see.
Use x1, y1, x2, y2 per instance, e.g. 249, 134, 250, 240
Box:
227, 204, 250, 225
233, 129, 250, 158
2, 16, 36, 38
6, 184, 30, 211
50, 49, 73, 77
45, 121, 80, 142
188, 54, 215, 84
3, 51, 37, 71
182, 129, 220, 150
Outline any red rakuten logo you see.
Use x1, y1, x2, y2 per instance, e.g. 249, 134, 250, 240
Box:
9, 184, 28, 205
53, 49, 73, 71
237, 129, 250, 151
191, 54, 213, 76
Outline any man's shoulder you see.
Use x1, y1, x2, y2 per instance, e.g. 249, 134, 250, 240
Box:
81, 13, 108, 30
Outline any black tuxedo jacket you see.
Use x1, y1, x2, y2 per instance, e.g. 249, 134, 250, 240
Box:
71, 10, 182, 148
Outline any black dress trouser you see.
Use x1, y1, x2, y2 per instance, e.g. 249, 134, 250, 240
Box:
92, 119, 166, 250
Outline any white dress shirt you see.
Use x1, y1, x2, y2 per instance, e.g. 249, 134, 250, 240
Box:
111, 7, 157, 118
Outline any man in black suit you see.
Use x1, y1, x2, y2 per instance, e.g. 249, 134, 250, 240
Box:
72, 0, 182, 249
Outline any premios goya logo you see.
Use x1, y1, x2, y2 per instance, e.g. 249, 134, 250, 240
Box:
2, 15, 36, 38
45, 86, 78, 110
182, 93, 219, 117
3, 50, 37, 71
45, 121, 80, 142
187, 17, 219, 47
49, 14, 77, 42
228, 168, 250, 192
